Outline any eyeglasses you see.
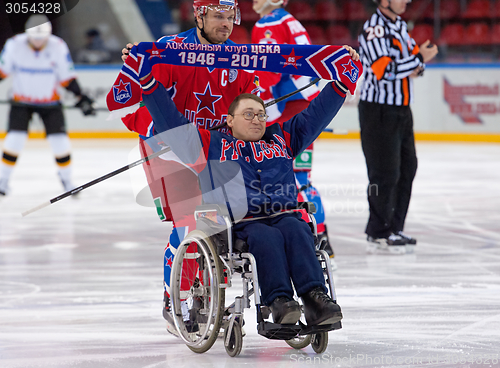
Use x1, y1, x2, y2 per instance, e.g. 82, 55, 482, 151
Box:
233, 111, 268, 122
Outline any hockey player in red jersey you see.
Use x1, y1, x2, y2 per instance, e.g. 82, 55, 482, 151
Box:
251, 0, 336, 262
114, 0, 258, 335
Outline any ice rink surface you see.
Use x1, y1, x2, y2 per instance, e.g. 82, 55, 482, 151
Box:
1, 138, 499, 368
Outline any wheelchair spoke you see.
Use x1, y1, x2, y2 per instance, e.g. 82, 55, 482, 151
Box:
170, 231, 225, 353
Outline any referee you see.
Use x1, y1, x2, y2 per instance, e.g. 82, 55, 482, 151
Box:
357, 0, 438, 253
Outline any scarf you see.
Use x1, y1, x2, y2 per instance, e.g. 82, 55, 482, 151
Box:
106, 42, 363, 119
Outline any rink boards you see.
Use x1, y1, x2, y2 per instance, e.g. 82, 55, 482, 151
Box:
0, 64, 499, 141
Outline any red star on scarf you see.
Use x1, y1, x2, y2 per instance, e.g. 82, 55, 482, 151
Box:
165, 255, 173, 268
171, 36, 186, 43
194, 83, 222, 115
146, 43, 166, 59
341, 59, 355, 75
114, 80, 129, 93
281, 49, 303, 69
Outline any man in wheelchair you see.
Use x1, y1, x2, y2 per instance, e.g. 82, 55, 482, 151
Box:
135, 45, 359, 330
138, 65, 358, 327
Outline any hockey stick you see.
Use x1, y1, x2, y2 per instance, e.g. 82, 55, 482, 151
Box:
265, 78, 321, 109
20, 78, 329, 216
21, 145, 172, 217
20, 125, 345, 216
208, 77, 321, 131
0, 100, 109, 112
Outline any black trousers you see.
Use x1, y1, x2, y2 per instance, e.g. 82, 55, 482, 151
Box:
8, 104, 66, 135
358, 100, 418, 238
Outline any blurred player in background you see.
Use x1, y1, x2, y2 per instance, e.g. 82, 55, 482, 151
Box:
358, 0, 438, 253
117, 0, 259, 334
0, 15, 95, 197
251, 0, 335, 263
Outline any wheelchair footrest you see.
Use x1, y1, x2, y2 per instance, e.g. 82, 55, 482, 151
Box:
298, 321, 342, 335
257, 321, 302, 340
257, 320, 342, 340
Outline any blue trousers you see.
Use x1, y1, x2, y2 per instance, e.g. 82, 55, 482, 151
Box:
233, 212, 327, 306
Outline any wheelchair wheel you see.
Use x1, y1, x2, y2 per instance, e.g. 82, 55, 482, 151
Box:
310, 332, 328, 354
285, 298, 310, 349
224, 321, 243, 357
286, 335, 312, 349
170, 230, 225, 353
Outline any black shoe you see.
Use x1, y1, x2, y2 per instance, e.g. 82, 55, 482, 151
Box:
270, 297, 301, 324
318, 225, 335, 258
301, 287, 342, 326
397, 231, 417, 245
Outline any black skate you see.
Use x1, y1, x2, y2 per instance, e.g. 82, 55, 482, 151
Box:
58, 173, 79, 197
317, 225, 337, 270
397, 231, 417, 253
0, 178, 9, 196
163, 293, 200, 336
366, 233, 407, 255
163, 293, 178, 336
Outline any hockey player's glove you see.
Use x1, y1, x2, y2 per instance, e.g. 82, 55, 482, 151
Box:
126, 43, 153, 80
75, 94, 96, 116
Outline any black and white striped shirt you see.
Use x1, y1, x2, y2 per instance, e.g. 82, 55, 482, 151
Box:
358, 9, 424, 106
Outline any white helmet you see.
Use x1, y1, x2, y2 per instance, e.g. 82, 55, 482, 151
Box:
25, 15, 52, 47
194, 0, 241, 25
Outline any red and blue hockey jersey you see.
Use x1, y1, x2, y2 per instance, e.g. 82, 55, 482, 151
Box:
118, 27, 259, 137
106, 28, 259, 225
251, 8, 320, 121
140, 75, 348, 218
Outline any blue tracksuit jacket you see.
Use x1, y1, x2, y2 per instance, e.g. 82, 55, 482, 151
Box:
140, 76, 347, 219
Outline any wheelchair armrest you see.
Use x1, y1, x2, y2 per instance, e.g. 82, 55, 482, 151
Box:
297, 202, 317, 214
234, 238, 249, 253
194, 204, 234, 255
196, 216, 229, 254
194, 204, 231, 219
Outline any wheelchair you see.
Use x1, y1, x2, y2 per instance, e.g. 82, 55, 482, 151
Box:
169, 202, 341, 357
